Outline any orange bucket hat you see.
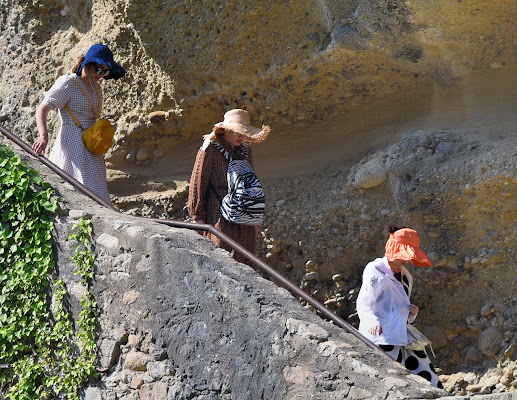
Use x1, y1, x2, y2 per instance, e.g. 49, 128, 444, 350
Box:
385, 228, 432, 267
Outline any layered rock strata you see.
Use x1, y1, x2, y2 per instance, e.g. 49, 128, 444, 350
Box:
0, 0, 515, 171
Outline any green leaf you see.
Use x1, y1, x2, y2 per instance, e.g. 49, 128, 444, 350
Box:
0, 145, 99, 397
4, 188, 15, 200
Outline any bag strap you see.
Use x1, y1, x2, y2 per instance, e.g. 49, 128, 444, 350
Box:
407, 324, 436, 358
428, 344, 436, 358
205, 140, 251, 205
63, 105, 84, 130
400, 266, 413, 299
208, 182, 223, 203
211, 140, 249, 162
211, 140, 231, 161
69, 77, 102, 118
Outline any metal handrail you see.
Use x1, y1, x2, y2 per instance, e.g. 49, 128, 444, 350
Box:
0, 123, 394, 361
0, 124, 117, 212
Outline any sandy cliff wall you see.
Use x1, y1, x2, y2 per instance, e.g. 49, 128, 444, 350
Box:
0, 0, 515, 169
1, 1, 517, 396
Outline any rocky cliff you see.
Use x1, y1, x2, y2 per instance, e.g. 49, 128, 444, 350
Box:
1, 0, 517, 397
261, 125, 517, 395
1, 0, 515, 167
1, 136, 452, 399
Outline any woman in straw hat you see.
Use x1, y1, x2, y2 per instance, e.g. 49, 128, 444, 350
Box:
32, 44, 126, 204
356, 226, 443, 388
188, 109, 270, 265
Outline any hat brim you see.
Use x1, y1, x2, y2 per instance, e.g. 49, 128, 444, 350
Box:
78, 57, 126, 80
385, 243, 432, 267
209, 121, 271, 143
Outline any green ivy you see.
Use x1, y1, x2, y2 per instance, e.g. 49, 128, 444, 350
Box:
69, 219, 95, 286
66, 218, 100, 396
0, 144, 99, 399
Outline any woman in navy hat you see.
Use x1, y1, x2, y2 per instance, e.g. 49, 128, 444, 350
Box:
32, 44, 126, 204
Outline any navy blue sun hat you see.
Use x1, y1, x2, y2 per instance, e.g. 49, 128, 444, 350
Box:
76, 44, 126, 80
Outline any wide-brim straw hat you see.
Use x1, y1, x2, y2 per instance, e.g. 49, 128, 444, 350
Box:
385, 228, 433, 267
206, 109, 270, 143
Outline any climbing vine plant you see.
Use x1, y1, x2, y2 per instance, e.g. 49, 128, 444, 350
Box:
0, 144, 99, 399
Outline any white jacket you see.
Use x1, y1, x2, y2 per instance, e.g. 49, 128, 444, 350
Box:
356, 257, 415, 346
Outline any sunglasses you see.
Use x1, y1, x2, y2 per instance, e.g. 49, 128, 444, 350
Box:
93, 64, 111, 77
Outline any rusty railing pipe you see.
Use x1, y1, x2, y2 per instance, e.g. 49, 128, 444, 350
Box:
149, 218, 391, 356
0, 123, 394, 361
0, 124, 117, 211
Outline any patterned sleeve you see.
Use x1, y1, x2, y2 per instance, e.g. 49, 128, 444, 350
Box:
188, 145, 215, 221
42, 75, 72, 110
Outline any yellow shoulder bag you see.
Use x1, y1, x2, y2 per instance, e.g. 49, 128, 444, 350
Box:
64, 79, 115, 155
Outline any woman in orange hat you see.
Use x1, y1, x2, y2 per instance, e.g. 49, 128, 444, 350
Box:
356, 226, 443, 388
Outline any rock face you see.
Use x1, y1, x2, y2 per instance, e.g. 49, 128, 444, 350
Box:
260, 127, 517, 395
1, 1, 517, 397
0, 0, 516, 170
2, 137, 449, 399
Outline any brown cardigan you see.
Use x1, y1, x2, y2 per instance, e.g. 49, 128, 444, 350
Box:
188, 137, 257, 265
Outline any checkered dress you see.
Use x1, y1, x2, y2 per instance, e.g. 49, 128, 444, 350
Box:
44, 74, 111, 204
